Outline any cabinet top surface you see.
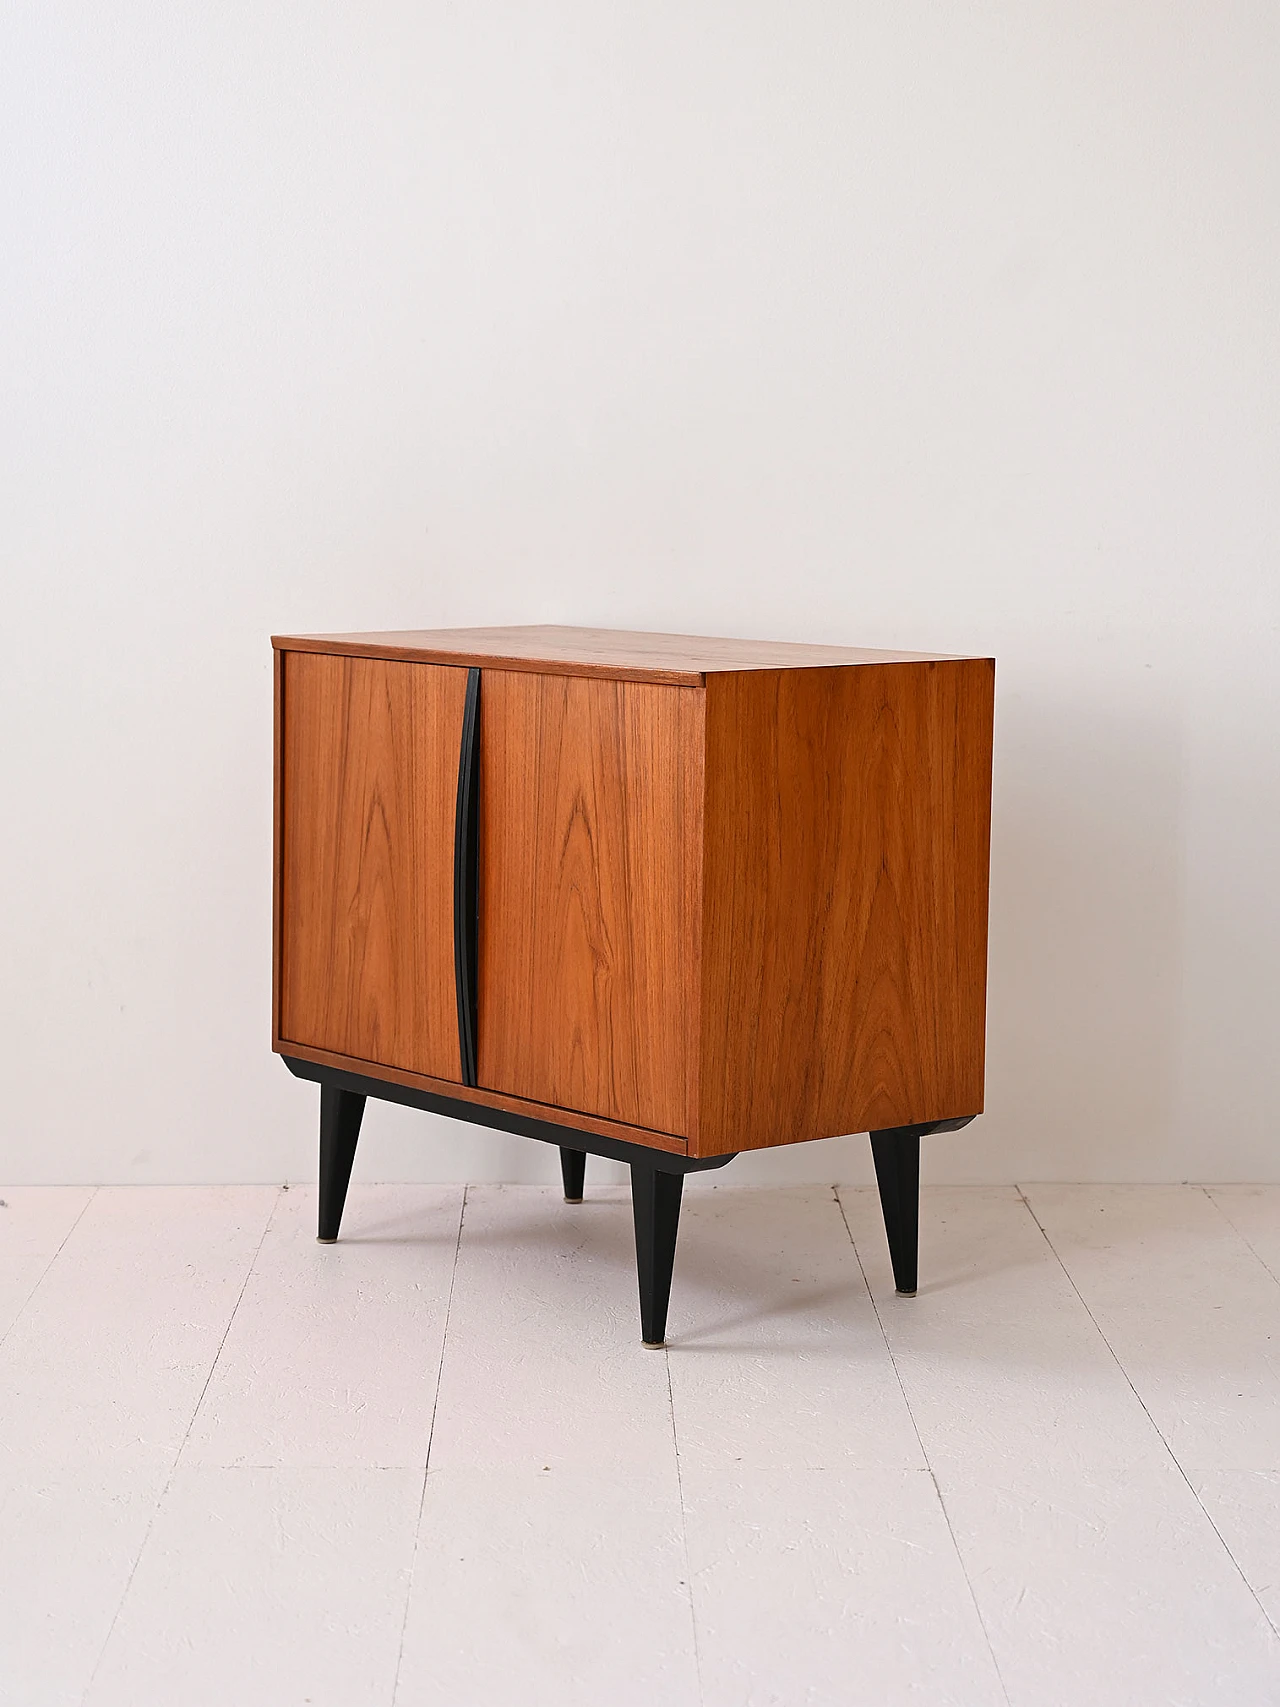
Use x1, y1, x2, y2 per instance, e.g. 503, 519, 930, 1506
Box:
272, 624, 986, 684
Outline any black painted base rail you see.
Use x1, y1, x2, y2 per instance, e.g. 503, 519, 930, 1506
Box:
283, 1057, 973, 1343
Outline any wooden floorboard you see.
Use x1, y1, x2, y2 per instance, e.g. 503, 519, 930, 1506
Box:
2, 1183, 1279, 1706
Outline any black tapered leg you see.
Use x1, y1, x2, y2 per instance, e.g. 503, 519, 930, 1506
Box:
869, 1127, 921, 1294
318, 1085, 366, 1243
630, 1164, 684, 1347
559, 1147, 586, 1203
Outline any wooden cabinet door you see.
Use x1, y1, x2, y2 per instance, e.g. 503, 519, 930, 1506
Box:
277, 651, 468, 1081
477, 671, 703, 1138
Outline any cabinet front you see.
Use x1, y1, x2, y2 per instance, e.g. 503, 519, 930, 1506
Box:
277, 650, 469, 1081
477, 670, 704, 1138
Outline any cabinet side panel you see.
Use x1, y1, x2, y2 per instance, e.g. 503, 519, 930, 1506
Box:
272, 647, 284, 1047
698, 661, 995, 1154
478, 671, 704, 1140
278, 652, 468, 1082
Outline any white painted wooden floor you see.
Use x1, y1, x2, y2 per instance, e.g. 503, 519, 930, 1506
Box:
3, 1182, 1280, 1707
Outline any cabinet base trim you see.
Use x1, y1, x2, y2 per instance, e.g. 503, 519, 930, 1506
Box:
276, 1038, 691, 1154
281, 1055, 735, 1175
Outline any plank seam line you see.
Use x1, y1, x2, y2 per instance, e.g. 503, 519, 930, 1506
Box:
391, 1182, 467, 1705
1016, 1183, 1280, 1644
834, 1183, 1014, 1707
0, 1185, 99, 1357
1201, 1185, 1280, 1294
80, 1185, 283, 1702
664, 1339, 705, 1706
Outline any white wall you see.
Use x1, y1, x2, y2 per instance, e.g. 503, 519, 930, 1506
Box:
2, 3, 1277, 1187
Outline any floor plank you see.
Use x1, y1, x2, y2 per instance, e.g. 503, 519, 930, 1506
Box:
940, 1459, 1280, 1707
7, 1182, 1280, 1707
1023, 1185, 1280, 1471
1206, 1186, 1280, 1289
425, 1186, 677, 1475
396, 1465, 699, 1707
668, 1186, 923, 1473
837, 1185, 1159, 1472
671, 1191, 1000, 1704
841, 1185, 1280, 1704
0, 1187, 95, 1343
0, 1187, 277, 1468
182, 1184, 464, 1469
85, 1466, 420, 1707
0, 1464, 167, 1707
1190, 1469, 1280, 1634
685, 1466, 1006, 1707
397, 1184, 699, 1702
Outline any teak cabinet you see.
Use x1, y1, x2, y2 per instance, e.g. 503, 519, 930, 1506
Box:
273, 625, 995, 1343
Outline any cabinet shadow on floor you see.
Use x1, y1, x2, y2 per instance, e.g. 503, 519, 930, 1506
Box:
329, 1185, 1082, 1358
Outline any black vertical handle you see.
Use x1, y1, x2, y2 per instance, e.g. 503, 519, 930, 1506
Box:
453, 667, 481, 1087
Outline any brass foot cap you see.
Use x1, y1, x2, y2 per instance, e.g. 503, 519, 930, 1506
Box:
642, 1340, 666, 1349
317, 1237, 338, 1245
564, 1196, 584, 1204
896, 1287, 917, 1296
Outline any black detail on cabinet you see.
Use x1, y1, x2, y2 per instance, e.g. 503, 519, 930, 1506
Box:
631, 1163, 684, 1347
283, 1054, 737, 1175
453, 666, 481, 1086
869, 1116, 974, 1295
560, 1147, 586, 1202
318, 1084, 365, 1243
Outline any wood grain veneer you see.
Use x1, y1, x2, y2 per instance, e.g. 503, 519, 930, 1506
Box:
694, 659, 996, 1156
272, 647, 285, 1047
477, 670, 704, 1138
272, 625, 963, 685
278, 652, 467, 1081
273, 627, 995, 1166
